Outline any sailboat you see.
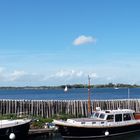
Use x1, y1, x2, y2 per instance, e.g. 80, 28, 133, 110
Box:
114, 84, 119, 89
64, 86, 68, 92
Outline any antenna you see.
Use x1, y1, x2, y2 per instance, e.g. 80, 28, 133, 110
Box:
88, 75, 91, 117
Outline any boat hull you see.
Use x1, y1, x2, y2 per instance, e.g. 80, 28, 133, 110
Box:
0, 121, 30, 140
57, 123, 140, 139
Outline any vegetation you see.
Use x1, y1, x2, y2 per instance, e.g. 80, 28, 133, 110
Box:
30, 113, 81, 129
95, 83, 140, 88
0, 114, 18, 120
30, 117, 53, 129
0, 83, 139, 90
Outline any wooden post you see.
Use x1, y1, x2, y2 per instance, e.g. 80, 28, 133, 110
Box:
88, 75, 91, 117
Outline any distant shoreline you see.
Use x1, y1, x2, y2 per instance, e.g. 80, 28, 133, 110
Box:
0, 83, 139, 90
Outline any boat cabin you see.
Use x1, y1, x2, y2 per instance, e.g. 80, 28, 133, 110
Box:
90, 108, 135, 123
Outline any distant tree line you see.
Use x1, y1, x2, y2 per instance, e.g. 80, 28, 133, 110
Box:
95, 83, 140, 88
0, 83, 139, 90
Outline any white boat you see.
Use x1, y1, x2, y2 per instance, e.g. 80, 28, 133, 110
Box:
64, 86, 68, 92
0, 119, 31, 140
53, 107, 140, 139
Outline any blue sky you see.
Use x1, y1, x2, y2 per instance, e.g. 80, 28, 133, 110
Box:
0, 0, 140, 86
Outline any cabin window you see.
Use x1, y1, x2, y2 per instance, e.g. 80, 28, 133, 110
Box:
123, 113, 131, 121
107, 115, 114, 122
81, 122, 85, 124
99, 113, 105, 119
115, 114, 122, 122
94, 113, 99, 118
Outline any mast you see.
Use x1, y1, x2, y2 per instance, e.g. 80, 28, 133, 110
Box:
128, 88, 130, 109
88, 75, 91, 117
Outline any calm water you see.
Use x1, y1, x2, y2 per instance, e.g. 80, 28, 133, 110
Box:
27, 132, 140, 140
0, 88, 140, 100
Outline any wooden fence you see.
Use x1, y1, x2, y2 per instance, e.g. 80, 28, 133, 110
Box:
0, 99, 140, 118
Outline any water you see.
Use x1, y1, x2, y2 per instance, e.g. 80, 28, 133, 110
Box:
27, 132, 140, 140
28, 133, 63, 140
0, 88, 140, 100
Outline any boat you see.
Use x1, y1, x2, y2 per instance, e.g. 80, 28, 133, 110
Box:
53, 107, 140, 139
64, 86, 68, 92
0, 118, 31, 140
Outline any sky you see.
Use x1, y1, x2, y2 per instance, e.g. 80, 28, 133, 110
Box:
0, 0, 140, 86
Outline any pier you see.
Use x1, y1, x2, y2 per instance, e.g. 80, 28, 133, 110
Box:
29, 128, 55, 136
0, 99, 140, 117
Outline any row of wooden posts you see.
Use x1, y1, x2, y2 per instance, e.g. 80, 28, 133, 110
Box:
0, 99, 140, 118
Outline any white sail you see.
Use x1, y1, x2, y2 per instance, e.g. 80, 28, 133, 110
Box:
64, 86, 68, 92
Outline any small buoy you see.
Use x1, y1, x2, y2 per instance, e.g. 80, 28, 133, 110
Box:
105, 131, 109, 136
9, 133, 16, 140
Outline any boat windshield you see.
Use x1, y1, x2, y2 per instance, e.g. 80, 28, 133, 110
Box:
90, 112, 105, 119
90, 112, 95, 118
99, 113, 105, 119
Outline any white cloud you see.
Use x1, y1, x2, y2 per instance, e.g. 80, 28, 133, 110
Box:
0, 68, 43, 84
2, 66, 139, 86
90, 73, 98, 78
0, 67, 99, 85
53, 69, 82, 78
0, 67, 5, 73
73, 35, 96, 46
0, 67, 6, 81
50, 69, 97, 80
9, 70, 26, 81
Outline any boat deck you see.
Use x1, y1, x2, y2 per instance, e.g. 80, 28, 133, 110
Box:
0, 119, 31, 128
